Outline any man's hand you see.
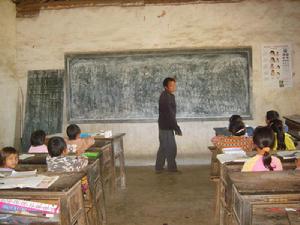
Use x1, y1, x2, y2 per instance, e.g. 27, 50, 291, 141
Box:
175, 127, 182, 136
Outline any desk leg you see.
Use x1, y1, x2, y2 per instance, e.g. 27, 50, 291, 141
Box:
214, 179, 220, 225
110, 147, 117, 193
119, 137, 126, 189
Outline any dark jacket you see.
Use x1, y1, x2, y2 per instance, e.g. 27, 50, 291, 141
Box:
158, 90, 181, 133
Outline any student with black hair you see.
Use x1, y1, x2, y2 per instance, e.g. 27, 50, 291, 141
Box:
228, 115, 254, 136
265, 110, 288, 132
242, 126, 282, 172
214, 115, 253, 136
155, 77, 182, 173
265, 110, 280, 125
65, 124, 95, 155
269, 119, 295, 150
211, 117, 254, 152
28, 130, 48, 153
46, 136, 88, 172
0, 147, 19, 171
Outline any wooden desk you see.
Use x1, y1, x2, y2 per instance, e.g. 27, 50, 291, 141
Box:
17, 153, 48, 172
208, 146, 222, 180
0, 214, 59, 225
217, 154, 297, 225
229, 171, 300, 225
84, 158, 106, 225
17, 154, 106, 225
252, 206, 300, 225
284, 115, 300, 140
93, 133, 126, 190
46, 132, 127, 191
87, 142, 115, 196
0, 172, 87, 225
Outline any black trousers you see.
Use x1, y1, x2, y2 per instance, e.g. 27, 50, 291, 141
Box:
155, 129, 177, 171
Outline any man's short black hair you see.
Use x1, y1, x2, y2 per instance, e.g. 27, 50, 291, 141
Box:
47, 137, 66, 157
163, 77, 176, 87
30, 130, 46, 146
66, 124, 81, 140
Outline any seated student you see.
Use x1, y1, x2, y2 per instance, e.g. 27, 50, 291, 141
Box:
211, 119, 254, 152
242, 126, 282, 172
65, 124, 95, 155
229, 115, 254, 136
265, 110, 288, 132
265, 110, 280, 125
0, 147, 19, 171
28, 130, 48, 153
269, 119, 295, 150
47, 136, 88, 172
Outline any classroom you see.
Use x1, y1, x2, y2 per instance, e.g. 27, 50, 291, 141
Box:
0, 0, 300, 225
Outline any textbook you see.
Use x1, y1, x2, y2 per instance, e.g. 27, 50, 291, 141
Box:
11, 170, 37, 178
0, 199, 60, 217
222, 147, 245, 154
83, 152, 100, 159
0, 175, 59, 189
18, 154, 35, 160
217, 153, 248, 164
276, 150, 300, 159
80, 130, 112, 138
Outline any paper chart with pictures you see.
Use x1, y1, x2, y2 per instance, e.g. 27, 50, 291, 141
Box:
262, 44, 293, 88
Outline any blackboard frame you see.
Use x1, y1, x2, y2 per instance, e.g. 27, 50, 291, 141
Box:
65, 47, 252, 123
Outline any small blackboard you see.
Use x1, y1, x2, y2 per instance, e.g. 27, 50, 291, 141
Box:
66, 48, 252, 123
21, 70, 64, 152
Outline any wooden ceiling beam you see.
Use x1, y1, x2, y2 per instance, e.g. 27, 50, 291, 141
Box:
12, 0, 244, 17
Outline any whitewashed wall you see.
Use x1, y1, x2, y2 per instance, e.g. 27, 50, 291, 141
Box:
0, 0, 19, 147
1, 0, 299, 162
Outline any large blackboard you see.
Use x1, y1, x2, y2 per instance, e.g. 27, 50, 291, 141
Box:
66, 48, 252, 122
22, 70, 64, 152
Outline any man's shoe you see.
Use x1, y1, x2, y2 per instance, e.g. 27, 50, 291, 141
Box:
155, 169, 164, 174
167, 169, 182, 174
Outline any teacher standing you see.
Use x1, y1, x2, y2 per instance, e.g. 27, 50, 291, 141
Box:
155, 77, 182, 173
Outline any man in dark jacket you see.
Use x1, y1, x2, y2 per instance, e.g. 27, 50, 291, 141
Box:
155, 77, 182, 173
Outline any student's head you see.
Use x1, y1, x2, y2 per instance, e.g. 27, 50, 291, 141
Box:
163, 77, 176, 93
30, 130, 46, 147
229, 115, 242, 123
265, 110, 280, 125
66, 124, 81, 140
253, 126, 275, 171
0, 147, 19, 169
47, 137, 67, 157
228, 119, 246, 136
269, 119, 286, 150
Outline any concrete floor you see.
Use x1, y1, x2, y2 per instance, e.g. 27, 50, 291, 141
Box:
106, 165, 216, 225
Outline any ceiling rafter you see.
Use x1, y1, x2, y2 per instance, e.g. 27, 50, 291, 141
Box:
12, 0, 244, 17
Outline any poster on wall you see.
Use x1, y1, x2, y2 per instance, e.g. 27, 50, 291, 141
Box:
262, 43, 293, 88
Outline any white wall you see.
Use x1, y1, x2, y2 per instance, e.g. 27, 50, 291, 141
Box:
12, 0, 300, 160
0, 0, 19, 148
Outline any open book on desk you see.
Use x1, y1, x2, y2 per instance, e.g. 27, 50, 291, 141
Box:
217, 152, 249, 164
276, 150, 300, 159
0, 173, 58, 189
